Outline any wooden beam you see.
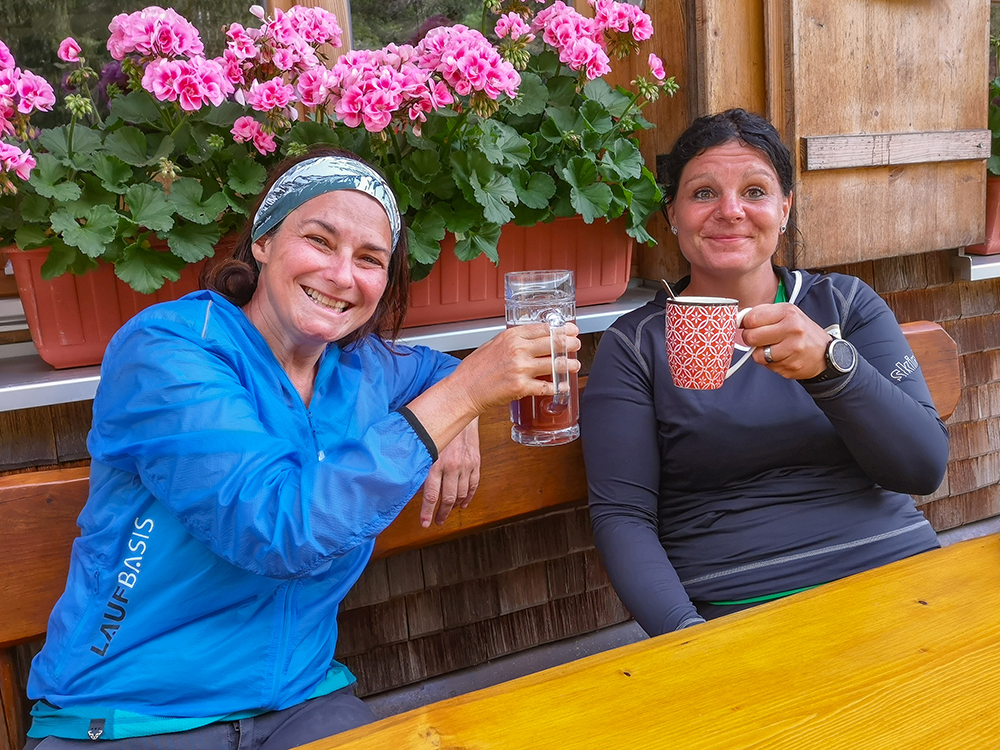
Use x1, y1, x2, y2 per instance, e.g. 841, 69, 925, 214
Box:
801, 130, 990, 171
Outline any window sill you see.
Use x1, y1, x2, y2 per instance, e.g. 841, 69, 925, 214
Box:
0, 281, 657, 413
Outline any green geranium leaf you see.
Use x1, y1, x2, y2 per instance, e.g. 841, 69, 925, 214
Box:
545, 105, 585, 136
147, 133, 176, 164
511, 169, 556, 210
14, 224, 49, 249
989, 154, 1000, 177
39, 240, 88, 279
391, 174, 413, 213
626, 221, 656, 245
107, 91, 162, 127
287, 120, 340, 148
20, 193, 50, 223
105, 127, 150, 166
449, 151, 495, 205
125, 184, 174, 232
406, 150, 441, 184
222, 185, 252, 216
584, 79, 632, 118
63, 175, 117, 219
511, 204, 550, 226
454, 223, 502, 263
580, 100, 613, 135
600, 139, 644, 181
50, 205, 121, 258
406, 225, 442, 266
163, 221, 220, 263
534, 50, 561, 78
91, 153, 134, 194
570, 182, 613, 223
471, 173, 516, 226
538, 118, 564, 144
227, 158, 267, 195
38, 125, 102, 170
546, 76, 579, 107
581, 131, 604, 154
509, 72, 548, 117
115, 240, 186, 294
29, 154, 82, 202
426, 170, 457, 200
624, 168, 662, 225
438, 200, 481, 235
411, 206, 448, 243
200, 100, 246, 128
405, 127, 439, 151
479, 121, 531, 167
167, 178, 229, 225
562, 157, 611, 223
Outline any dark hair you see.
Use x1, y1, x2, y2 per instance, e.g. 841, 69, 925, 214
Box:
660, 108, 794, 205
204, 146, 411, 348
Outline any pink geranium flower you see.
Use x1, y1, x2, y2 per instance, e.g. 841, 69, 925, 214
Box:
15, 71, 56, 114
648, 53, 666, 81
58, 38, 82, 63
247, 77, 295, 112
0, 141, 35, 181
495, 13, 534, 42
251, 126, 276, 154
0, 41, 14, 70
231, 115, 258, 141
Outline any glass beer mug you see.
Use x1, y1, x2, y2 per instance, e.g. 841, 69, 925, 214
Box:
504, 270, 580, 446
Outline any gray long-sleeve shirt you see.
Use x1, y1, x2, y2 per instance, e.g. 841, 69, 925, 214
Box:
581, 267, 947, 636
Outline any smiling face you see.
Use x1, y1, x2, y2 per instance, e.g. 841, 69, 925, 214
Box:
244, 189, 392, 363
667, 140, 792, 291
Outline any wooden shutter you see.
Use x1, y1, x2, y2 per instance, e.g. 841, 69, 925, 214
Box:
695, 0, 989, 268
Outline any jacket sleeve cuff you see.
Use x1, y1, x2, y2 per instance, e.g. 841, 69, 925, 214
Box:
396, 406, 438, 462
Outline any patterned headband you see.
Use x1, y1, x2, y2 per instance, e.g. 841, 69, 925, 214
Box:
251, 156, 402, 251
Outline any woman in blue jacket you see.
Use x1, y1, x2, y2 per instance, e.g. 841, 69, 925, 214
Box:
25, 148, 580, 748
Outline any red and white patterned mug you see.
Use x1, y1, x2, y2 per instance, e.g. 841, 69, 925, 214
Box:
665, 297, 755, 390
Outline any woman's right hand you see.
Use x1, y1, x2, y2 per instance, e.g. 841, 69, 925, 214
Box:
454, 322, 582, 414
404, 322, 582, 453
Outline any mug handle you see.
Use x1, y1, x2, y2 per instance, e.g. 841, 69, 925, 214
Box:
544, 310, 570, 413
725, 307, 755, 379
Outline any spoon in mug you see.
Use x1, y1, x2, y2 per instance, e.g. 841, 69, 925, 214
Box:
660, 278, 677, 299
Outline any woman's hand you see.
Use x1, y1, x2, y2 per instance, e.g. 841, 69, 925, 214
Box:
454, 322, 583, 414
420, 418, 481, 528
404, 322, 582, 454
741, 303, 832, 380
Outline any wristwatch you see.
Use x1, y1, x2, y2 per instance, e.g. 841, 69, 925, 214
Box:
804, 337, 857, 383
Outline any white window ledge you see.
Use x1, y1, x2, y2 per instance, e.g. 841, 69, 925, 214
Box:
952, 250, 1000, 281
0, 281, 658, 413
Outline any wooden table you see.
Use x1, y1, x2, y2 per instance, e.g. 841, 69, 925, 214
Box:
301, 534, 1000, 750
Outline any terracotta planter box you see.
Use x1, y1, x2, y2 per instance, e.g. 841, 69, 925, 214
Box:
404, 216, 634, 328
9, 216, 633, 369
8, 248, 216, 369
965, 175, 1000, 256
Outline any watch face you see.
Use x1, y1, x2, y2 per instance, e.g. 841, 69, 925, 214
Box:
829, 338, 856, 372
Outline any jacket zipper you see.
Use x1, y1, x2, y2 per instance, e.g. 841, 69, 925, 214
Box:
268, 580, 296, 708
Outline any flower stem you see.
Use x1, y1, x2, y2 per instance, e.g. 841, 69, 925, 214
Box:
601, 90, 642, 148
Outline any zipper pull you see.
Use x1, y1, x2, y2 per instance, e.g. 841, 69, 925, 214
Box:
88, 719, 105, 740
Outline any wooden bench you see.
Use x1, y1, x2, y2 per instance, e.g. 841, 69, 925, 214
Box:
0, 320, 960, 750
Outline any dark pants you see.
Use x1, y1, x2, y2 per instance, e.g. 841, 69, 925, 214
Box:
24, 685, 376, 750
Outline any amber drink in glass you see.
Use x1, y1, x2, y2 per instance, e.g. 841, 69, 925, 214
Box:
504, 270, 579, 446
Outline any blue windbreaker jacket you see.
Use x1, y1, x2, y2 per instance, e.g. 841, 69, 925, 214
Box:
27, 290, 459, 738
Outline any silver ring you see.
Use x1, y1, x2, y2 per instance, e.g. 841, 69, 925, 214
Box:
763, 346, 774, 364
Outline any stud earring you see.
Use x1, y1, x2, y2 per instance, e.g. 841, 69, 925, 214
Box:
779, 225, 787, 234
670, 226, 678, 235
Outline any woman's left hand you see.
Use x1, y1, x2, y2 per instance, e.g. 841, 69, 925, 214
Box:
741, 303, 833, 380
420, 417, 481, 528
